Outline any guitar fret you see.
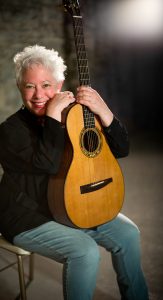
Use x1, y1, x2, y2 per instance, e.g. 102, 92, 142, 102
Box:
79, 79, 89, 81
79, 73, 89, 76
80, 75, 89, 78
84, 122, 95, 125
84, 117, 94, 121
79, 58, 87, 62
79, 74, 89, 78
79, 70, 89, 73
84, 117, 94, 119
84, 121, 94, 124
84, 122, 95, 127
73, 16, 82, 19
76, 47, 86, 50
79, 65, 89, 68
79, 73, 89, 75
84, 120, 94, 123
84, 113, 94, 117
80, 72, 89, 75
79, 76, 89, 78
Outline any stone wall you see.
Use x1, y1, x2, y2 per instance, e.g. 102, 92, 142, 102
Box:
0, 0, 98, 121
0, 0, 66, 122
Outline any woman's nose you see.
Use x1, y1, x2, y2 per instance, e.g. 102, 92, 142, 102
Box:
34, 86, 43, 99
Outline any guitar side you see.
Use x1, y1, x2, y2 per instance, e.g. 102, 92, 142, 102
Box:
48, 108, 74, 227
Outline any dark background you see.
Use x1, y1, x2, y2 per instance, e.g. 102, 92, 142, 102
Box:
64, 0, 163, 135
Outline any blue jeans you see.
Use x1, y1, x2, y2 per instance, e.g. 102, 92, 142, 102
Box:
13, 213, 149, 300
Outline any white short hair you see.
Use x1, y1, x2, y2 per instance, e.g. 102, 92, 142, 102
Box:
13, 45, 67, 84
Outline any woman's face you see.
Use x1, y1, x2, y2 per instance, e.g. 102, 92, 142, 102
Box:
19, 64, 62, 116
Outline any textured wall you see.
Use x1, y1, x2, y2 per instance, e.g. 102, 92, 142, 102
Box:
0, 0, 98, 123
0, 0, 65, 122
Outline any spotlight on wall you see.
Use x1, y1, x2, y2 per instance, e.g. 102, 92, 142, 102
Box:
102, 0, 163, 43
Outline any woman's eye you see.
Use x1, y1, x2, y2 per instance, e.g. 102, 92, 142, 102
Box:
43, 83, 51, 88
25, 85, 35, 89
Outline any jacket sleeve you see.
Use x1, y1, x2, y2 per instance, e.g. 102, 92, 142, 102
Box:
103, 116, 129, 158
0, 116, 65, 175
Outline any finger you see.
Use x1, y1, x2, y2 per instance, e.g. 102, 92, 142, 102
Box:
77, 85, 92, 92
76, 97, 93, 107
65, 91, 73, 95
76, 90, 92, 100
78, 88, 93, 97
65, 91, 75, 99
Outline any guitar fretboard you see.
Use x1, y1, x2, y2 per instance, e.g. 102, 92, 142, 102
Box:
73, 15, 95, 129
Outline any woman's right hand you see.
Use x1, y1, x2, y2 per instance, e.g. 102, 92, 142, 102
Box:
46, 91, 75, 122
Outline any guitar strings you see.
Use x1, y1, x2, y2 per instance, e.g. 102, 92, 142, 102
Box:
73, 17, 97, 155
74, 17, 98, 187
78, 26, 95, 154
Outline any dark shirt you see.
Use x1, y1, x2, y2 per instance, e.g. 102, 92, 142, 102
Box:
0, 106, 129, 242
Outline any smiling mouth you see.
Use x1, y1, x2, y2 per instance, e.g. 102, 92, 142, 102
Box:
32, 101, 47, 108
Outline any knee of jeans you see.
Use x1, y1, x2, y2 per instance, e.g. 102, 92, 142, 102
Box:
87, 241, 100, 264
122, 222, 141, 252
128, 222, 140, 242
75, 238, 100, 265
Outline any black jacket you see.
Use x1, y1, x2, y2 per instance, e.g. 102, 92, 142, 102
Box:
0, 107, 129, 242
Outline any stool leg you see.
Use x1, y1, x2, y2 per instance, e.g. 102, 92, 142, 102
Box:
17, 255, 27, 300
29, 253, 34, 281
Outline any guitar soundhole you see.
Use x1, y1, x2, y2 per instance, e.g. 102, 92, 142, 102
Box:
80, 127, 102, 157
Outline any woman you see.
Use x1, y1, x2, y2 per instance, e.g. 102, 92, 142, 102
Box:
0, 45, 149, 300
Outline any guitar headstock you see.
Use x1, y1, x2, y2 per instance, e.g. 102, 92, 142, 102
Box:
63, 0, 81, 17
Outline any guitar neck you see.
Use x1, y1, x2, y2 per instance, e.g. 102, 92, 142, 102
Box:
73, 15, 91, 86
72, 15, 95, 128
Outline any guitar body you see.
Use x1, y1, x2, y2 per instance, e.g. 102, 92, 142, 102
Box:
48, 104, 124, 228
48, 0, 125, 228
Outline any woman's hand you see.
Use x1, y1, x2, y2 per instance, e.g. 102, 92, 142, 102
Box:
76, 86, 113, 127
46, 91, 75, 122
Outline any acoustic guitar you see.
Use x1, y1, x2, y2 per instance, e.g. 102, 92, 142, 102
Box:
48, 0, 124, 228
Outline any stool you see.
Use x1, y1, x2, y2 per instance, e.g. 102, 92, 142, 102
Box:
0, 234, 34, 300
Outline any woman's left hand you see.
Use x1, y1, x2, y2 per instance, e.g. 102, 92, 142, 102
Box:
76, 86, 113, 127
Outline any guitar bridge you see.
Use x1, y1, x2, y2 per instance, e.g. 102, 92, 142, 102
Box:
80, 178, 113, 194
